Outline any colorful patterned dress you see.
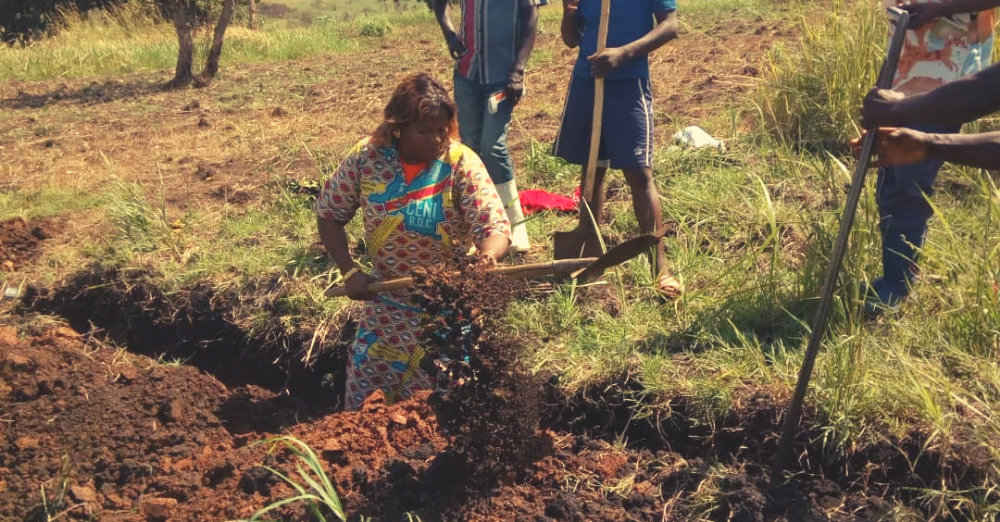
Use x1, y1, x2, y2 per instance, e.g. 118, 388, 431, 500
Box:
886, 0, 995, 95
315, 138, 511, 410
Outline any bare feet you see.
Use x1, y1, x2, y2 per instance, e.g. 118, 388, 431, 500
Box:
656, 271, 683, 299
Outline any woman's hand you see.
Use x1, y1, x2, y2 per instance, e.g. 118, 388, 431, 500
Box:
344, 270, 375, 301
478, 252, 499, 267
850, 127, 930, 167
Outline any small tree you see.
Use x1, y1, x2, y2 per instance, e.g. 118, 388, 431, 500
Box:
161, 0, 236, 88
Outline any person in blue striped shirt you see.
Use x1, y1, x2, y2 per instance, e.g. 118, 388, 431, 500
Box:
433, 0, 549, 253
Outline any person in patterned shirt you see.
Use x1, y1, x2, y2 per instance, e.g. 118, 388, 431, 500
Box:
863, 0, 1000, 313
856, 60, 1000, 169
315, 73, 511, 410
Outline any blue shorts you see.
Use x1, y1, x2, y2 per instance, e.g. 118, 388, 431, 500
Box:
552, 75, 655, 170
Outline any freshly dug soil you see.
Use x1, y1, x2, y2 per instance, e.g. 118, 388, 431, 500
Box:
2, 323, 996, 522
0, 217, 58, 271
0, 325, 804, 522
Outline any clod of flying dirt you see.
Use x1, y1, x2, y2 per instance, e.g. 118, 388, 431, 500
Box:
5, 354, 34, 372
14, 437, 39, 450
544, 491, 582, 521
141, 497, 177, 520
69, 485, 97, 504
198, 117, 210, 128
415, 254, 550, 486
182, 100, 200, 112
238, 456, 279, 496
270, 106, 288, 117
158, 399, 185, 423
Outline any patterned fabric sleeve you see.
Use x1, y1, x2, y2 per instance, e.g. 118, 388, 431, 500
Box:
315, 141, 363, 223
453, 145, 512, 245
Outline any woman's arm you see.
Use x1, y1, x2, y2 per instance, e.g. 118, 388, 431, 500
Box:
853, 127, 1000, 170
317, 217, 373, 301
315, 144, 374, 300
317, 218, 356, 274
453, 152, 512, 262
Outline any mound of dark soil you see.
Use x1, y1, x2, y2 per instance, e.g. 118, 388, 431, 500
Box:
415, 258, 550, 484
3, 322, 997, 522
0, 217, 58, 271
0, 325, 307, 521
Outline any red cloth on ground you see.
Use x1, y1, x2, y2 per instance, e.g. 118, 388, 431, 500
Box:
519, 188, 579, 216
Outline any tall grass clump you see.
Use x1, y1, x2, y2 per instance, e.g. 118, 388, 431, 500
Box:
756, 0, 885, 149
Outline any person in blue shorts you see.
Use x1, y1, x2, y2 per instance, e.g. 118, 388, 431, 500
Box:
554, 0, 681, 297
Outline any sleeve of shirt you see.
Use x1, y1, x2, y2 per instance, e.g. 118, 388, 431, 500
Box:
314, 143, 362, 224
519, 0, 548, 6
454, 149, 512, 245
654, 0, 677, 13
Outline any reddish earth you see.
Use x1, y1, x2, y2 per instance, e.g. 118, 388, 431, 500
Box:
0, 217, 59, 272
0, 325, 806, 522
6, 315, 990, 522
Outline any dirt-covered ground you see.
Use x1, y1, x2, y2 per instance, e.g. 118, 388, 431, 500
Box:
4, 6, 995, 522
0, 322, 892, 522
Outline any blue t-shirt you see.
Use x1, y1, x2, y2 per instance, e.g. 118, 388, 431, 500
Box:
573, 0, 677, 80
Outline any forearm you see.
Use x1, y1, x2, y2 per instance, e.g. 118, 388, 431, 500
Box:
936, 0, 1000, 16
513, 6, 539, 72
561, 11, 581, 48
896, 64, 1000, 125
619, 11, 677, 62
432, 0, 456, 36
317, 217, 357, 273
926, 131, 1000, 169
479, 233, 510, 262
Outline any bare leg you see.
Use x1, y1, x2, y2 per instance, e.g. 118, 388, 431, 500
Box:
622, 167, 679, 296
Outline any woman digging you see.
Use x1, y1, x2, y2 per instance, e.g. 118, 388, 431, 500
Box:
315, 73, 511, 411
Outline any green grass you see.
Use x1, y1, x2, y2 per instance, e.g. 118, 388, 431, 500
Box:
234, 436, 348, 522
0, 0, 433, 82
5, 0, 1000, 517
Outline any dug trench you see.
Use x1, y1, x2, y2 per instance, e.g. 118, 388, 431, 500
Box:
2, 262, 996, 521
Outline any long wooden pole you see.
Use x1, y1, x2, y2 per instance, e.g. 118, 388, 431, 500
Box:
324, 258, 599, 298
577, 0, 611, 245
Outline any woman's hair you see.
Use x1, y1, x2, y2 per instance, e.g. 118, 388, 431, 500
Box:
372, 72, 459, 148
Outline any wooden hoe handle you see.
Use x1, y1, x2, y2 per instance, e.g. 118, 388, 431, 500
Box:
579, 0, 611, 207
324, 258, 599, 298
